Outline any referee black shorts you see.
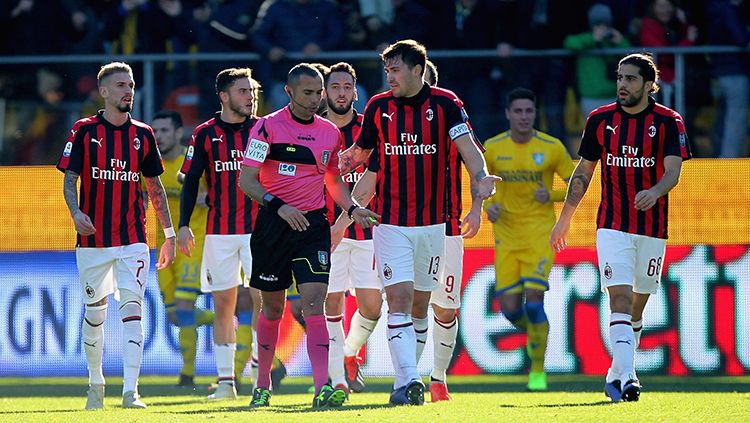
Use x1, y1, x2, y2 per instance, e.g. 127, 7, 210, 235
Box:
250, 206, 331, 292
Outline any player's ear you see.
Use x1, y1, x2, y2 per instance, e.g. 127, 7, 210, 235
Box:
176, 126, 184, 140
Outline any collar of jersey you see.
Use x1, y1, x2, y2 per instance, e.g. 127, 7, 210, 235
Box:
616, 96, 656, 118
96, 110, 131, 129
393, 83, 431, 107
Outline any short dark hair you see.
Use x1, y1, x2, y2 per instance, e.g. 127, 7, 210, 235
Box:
97, 62, 133, 86
215, 68, 253, 95
424, 59, 438, 86
619, 53, 660, 93
327, 62, 357, 85
310, 63, 331, 81
152, 110, 183, 128
287, 63, 324, 85
506, 87, 537, 107
381, 39, 427, 75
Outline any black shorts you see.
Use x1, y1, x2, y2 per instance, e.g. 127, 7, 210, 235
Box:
250, 206, 331, 292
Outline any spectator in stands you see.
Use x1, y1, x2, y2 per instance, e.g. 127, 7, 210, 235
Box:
707, 0, 749, 157
252, 0, 343, 108
639, 0, 698, 108
565, 3, 630, 118
358, 0, 392, 49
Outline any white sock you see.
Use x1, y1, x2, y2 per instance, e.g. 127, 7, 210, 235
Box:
326, 315, 346, 386
387, 312, 418, 389
632, 319, 643, 348
344, 310, 378, 357
431, 315, 458, 382
215, 343, 236, 383
120, 300, 143, 395
413, 316, 429, 363
609, 312, 637, 383
82, 304, 107, 385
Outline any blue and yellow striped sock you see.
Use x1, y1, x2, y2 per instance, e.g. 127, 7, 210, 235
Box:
524, 301, 549, 373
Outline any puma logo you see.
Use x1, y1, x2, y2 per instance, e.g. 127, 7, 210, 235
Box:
382, 112, 394, 122
136, 279, 143, 289
211, 134, 224, 143
616, 339, 632, 345
606, 125, 618, 135
91, 138, 103, 147
317, 343, 330, 351
259, 343, 270, 351
128, 340, 142, 347
439, 342, 454, 349
360, 325, 374, 333
388, 332, 403, 341
329, 337, 337, 343
447, 295, 456, 302
84, 341, 96, 348
417, 339, 426, 344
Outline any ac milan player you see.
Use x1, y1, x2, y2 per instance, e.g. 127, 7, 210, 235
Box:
340, 39, 499, 406
321, 62, 381, 396
57, 62, 175, 410
238, 63, 378, 409
551, 53, 691, 402
178, 68, 260, 400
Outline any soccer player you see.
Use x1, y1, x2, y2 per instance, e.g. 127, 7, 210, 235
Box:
57, 62, 176, 410
340, 40, 499, 405
484, 87, 574, 391
551, 53, 691, 402
322, 62, 381, 396
178, 68, 260, 400
151, 110, 214, 389
238, 63, 378, 409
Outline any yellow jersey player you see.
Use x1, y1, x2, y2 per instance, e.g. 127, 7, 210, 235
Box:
483, 88, 574, 391
151, 110, 214, 389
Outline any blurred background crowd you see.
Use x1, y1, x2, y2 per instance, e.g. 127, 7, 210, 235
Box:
0, 0, 748, 164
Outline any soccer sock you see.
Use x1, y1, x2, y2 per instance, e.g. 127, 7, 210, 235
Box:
82, 304, 107, 385
387, 312, 418, 389
120, 299, 144, 395
413, 316, 429, 363
196, 308, 215, 327
176, 309, 197, 377
256, 313, 280, 390
343, 310, 378, 357
431, 315, 458, 382
609, 312, 637, 382
234, 311, 254, 381
502, 307, 528, 331
250, 328, 259, 385
632, 319, 643, 348
305, 314, 330, 395
214, 343, 236, 385
524, 301, 549, 373
326, 314, 346, 386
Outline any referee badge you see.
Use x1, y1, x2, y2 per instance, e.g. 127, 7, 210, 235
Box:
318, 251, 329, 266
321, 150, 330, 165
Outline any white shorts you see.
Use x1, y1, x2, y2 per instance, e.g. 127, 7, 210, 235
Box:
328, 238, 382, 293
201, 234, 252, 293
372, 223, 446, 292
430, 235, 463, 309
76, 243, 150, 304
596, 228, 667, 295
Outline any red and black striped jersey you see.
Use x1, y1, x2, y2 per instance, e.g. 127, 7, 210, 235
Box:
578, 98, 692, 239
325, 110, 371, 240
180, 113, 259, 235
56, 111, 164, 248
445, 120, 484, 236
359, 83, 470, 227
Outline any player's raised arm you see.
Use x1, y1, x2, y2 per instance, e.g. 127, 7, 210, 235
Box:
145, 176, 176, 269
550, 158, 598, 252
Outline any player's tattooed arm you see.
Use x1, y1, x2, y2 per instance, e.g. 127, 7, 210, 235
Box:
63, 170, 81, 215
145, 176, 174, 230
564, 159, 597, 208
338, 145, 371, 175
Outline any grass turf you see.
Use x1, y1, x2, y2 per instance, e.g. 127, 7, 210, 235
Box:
1, 375, 748, 422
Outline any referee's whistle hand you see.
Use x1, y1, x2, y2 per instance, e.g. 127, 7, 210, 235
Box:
278, 204, 309, 231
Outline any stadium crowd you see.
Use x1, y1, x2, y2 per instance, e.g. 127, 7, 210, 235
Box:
0, 0, 749, 164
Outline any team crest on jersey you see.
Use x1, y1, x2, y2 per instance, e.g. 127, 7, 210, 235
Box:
533, 153, 545, 165
63, 141, 73, 157
648, 125, 657, 138
425, 108, 434, 121
85, 284, 95, 298
383, 264, 392, 280
604, 263, 613, 279
133, 137, 141, 151
318, 251, 329, 266
321, 150, 330, 165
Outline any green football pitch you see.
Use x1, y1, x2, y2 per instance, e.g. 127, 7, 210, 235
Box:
1, 375, 748, 422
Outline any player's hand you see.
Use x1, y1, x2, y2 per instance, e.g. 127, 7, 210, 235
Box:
157, 237, 176, 270
461, 209, 481, 239
278, 204, 309, 232
634, 188, 659, 211
486, 203, 501, 223
177, 226, 195, 257
351, 207, 380, 229
534, 181, 550, 204
476, 174, 502, 200
72, 209, 96, 236
550, 218, 570, 252
197, 191, 209, 208
330, 220, 346, 253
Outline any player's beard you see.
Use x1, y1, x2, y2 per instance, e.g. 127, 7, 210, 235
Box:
326, 97, 354, 116
229, 97, 251, 118
618, 85, 645, 108
117, 102, 133, 113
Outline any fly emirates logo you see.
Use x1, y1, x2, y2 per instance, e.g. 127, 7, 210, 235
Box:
92, 158, 139, 182
214, 149, 245, 172
384, 133, 437, 156
606, 145, 656, 168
